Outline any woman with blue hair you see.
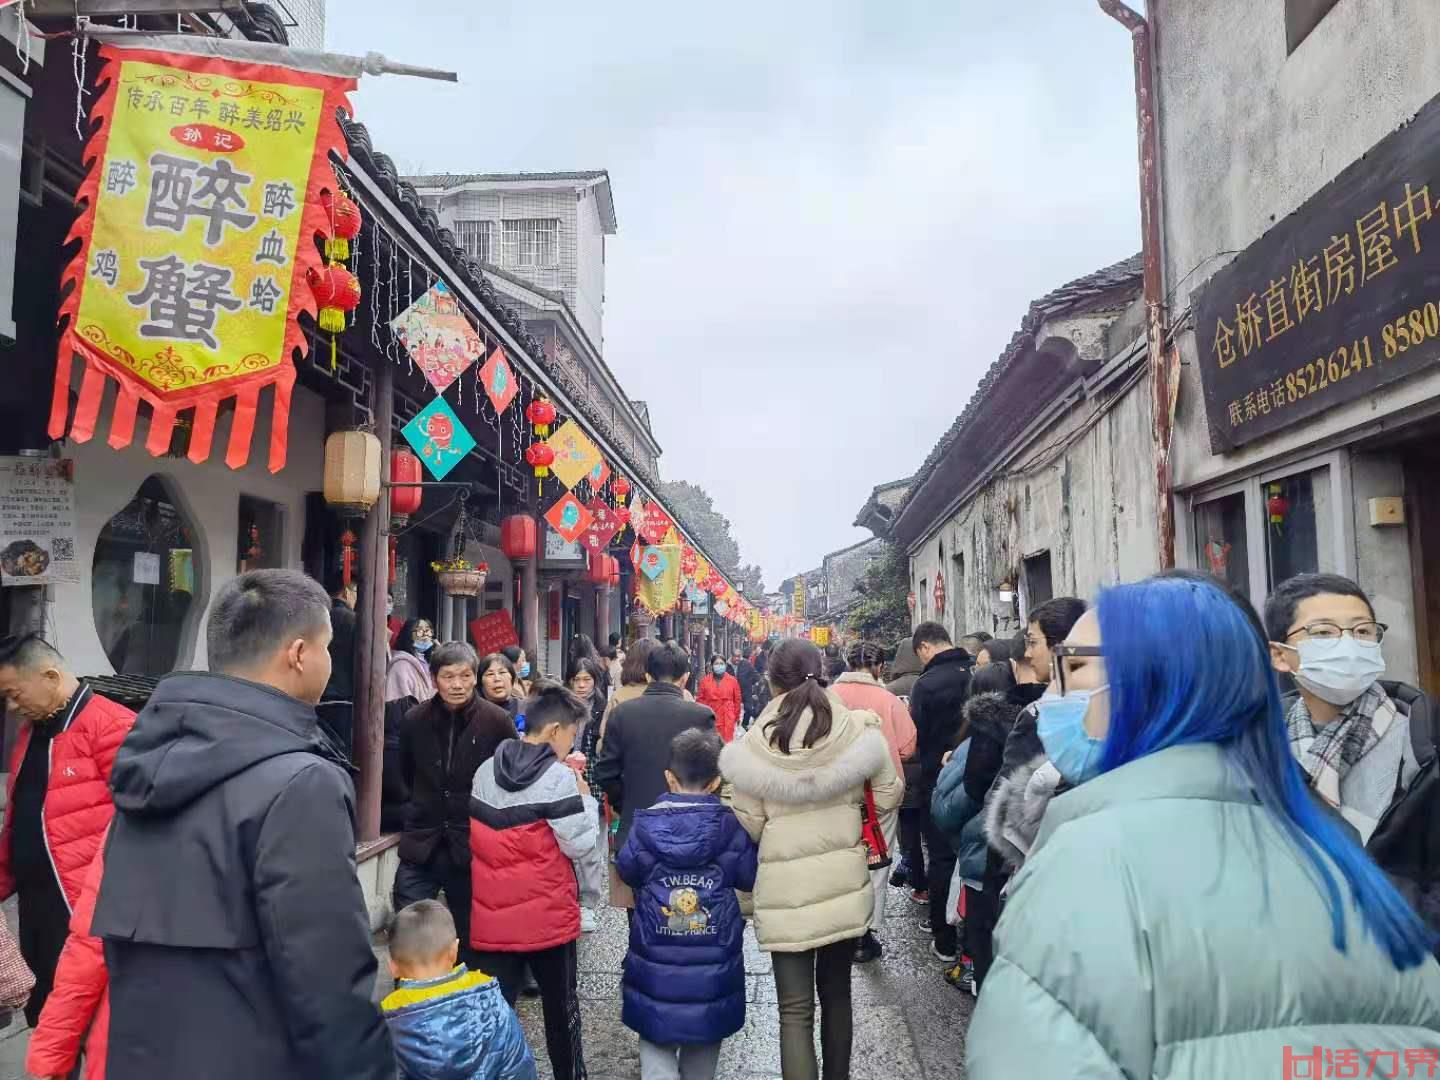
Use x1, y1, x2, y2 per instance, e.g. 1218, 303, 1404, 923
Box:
967, 574, 1440, 1078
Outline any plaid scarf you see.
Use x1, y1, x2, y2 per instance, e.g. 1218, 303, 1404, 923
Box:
1285, 682, 1395, 808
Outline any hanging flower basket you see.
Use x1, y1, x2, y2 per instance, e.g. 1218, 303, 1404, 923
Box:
433, 557, 489, 598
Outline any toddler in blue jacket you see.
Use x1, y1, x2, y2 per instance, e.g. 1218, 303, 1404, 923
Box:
382, 900, 537, 1080
616, 728, 759, 1080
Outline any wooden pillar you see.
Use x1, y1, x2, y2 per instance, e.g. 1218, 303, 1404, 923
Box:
354, 362, 393, 843
595, 584, 610, 648
520, 512, 541, 670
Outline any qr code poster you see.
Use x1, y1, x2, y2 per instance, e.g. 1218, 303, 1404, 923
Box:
0, 457, 80, 587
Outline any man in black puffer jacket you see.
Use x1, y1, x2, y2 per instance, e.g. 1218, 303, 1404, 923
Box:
908, 622, 973, 962
395, 641, 517, 967
93, 570, 394, 1080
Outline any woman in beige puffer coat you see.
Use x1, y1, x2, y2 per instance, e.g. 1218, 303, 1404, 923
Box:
721, 638, 902, 1080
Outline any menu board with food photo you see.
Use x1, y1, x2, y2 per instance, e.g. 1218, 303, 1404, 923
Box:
0, 457, 79, 586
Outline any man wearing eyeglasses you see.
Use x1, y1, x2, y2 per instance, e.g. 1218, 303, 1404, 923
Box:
1265, 573, 1439, 933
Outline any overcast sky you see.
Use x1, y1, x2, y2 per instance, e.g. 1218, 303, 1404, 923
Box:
331, 2, 1141, 588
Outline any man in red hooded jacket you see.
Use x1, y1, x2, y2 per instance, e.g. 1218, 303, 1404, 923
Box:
0, 634, 133, 1026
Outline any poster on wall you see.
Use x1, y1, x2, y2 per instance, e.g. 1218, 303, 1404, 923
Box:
0, 457, 80, 587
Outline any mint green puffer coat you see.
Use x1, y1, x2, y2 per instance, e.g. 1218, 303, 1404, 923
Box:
967, 743, 1440, 1078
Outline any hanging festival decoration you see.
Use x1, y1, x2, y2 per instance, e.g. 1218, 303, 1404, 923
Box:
636, 544, 683, 614
638, 501, 674, 545
640, 546, 669, 582
680, 545, 698, 580
545, 491, 593, 544
525, 440, 555, 494
388, 447, 423, 526
500, 514, 537, 561
390, 281, 482, 394
470, 610, 519, 654
612, 475, 631, 505
545, 418, 603, 491
50, 38, 356, 472
306, 262, 361, 369
526, 395, 557, 438
587, 458, 611, 491
478, 345, 518, 415
339, 527, 358, 587
630, 538, 643, 571
611, 502, 630, 538
580, 499, 621, 554
319, 188, 361, 262
402, 395, 474, 480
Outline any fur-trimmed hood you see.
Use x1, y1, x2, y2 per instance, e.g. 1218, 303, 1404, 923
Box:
964, 691, 1021, 746
984, 754, 1063, 871
721, 690, 889, 807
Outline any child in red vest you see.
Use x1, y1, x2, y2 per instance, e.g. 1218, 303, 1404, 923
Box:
469, 682, 598, 1080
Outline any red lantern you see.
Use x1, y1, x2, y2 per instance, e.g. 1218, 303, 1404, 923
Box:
526, 441, 555, 477
526, 396, 557, 437
525, 441, 555, 495
588, 550, 611, 584
606, 555, 621, 588
500, 514, 537, 561
612, 475, 631, 504
306, 263, 362, 370
320, 188, 363, 262
389, 448, 423, 524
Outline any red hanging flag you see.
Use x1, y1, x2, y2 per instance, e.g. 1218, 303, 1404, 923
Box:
51, 38, 355, 471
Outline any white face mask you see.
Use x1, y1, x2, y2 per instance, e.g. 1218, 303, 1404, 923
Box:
1290, 636, 1386, 706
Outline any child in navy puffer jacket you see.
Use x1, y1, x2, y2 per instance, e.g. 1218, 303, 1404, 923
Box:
382, 900, 536, 1080
616, 728, 758, 1080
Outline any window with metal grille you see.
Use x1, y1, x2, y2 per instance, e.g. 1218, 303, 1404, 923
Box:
503, 218, 560, 268
455, 219, 495, 263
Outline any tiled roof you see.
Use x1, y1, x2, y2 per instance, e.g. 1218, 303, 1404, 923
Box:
334, 118, 739, 582
891, 253, 1143, 532
338, 120, 652, 484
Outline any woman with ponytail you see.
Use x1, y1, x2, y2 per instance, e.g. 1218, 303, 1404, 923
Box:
721, 638, 901, 1080
968, 574, 1440, 1078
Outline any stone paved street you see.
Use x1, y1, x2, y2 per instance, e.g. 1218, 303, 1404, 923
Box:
0, 884, 974, 1079
374, 888, 976, 1080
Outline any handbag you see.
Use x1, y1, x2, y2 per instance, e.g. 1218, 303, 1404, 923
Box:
861, 782, 892, 870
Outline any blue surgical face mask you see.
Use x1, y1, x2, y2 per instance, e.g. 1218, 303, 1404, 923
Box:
1035, 686, 1109, 785
518, 662, 532, 679
713, 663, 727, 676
413, 639, 433, 655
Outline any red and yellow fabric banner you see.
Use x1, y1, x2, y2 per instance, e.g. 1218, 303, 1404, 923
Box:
51, 41, 354, 471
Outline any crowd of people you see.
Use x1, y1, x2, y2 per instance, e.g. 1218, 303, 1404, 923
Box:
0, 565, 1435, 1077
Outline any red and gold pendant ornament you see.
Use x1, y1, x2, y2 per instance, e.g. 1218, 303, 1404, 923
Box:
526, 396, 557, 438
321, 189, 362, 262
306, 263, 361, 371
612, 475, 632, 505
525, 440, 556, 495
307, 180, 364, 372
340, 527, 358, 587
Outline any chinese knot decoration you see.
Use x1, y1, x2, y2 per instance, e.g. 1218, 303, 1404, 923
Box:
525, 440, 555, 495
1267, 483, 1291, 528
49, 39, 356, 473
526, 396, 557, 438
